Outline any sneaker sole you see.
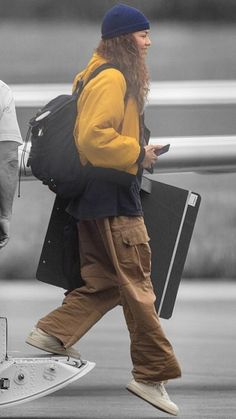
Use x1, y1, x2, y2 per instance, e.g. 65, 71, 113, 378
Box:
126, 384, 178, 416
25, 336, 80, 359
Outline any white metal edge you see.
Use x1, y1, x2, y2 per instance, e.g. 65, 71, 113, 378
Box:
11, 80, 236, 107
157, 191, 193, 316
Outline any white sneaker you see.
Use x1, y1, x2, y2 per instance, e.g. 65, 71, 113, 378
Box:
26, 327, 81, 359
126, 379, 179, 416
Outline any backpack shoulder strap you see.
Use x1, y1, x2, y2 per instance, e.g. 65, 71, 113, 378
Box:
74, 63, 120, 94
85, 63, 121, 86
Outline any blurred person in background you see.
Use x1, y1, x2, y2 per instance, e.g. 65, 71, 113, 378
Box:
26, 4, 181, 416
0, 81, 22, 249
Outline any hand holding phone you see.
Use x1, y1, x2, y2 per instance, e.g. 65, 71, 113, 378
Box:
155, 144, 170, 156
144, 144, 170, 174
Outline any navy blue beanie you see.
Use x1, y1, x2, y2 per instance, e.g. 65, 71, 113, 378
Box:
101, 4, 150, 40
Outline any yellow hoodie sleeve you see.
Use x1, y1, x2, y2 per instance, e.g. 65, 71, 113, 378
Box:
75, 68, 141, 172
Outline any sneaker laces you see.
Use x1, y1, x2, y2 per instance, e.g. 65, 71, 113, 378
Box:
155, 382, 170, 400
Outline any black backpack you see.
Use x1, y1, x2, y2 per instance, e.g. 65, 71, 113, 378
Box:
24, 63, 134, 199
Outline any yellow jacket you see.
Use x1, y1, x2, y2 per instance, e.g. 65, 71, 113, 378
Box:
73, 53, 141, 176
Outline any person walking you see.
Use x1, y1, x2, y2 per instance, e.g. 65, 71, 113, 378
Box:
26, 4, 181, 416
0, 80, 22, 249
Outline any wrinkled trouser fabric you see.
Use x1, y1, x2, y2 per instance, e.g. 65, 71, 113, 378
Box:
37, 216, 181, 382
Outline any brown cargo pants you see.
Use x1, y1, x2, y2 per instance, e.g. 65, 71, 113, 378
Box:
37, 216, 181, 383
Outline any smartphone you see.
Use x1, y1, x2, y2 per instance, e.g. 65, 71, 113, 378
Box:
155, 144, 170, 156
145, 144, 170, 174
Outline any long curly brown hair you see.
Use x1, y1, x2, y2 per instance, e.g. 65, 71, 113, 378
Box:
96, 33, 149, 113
